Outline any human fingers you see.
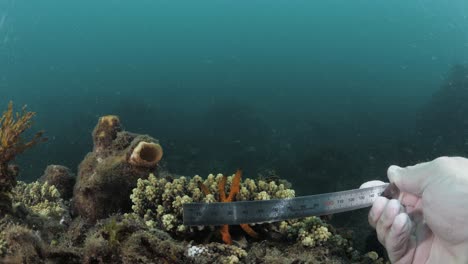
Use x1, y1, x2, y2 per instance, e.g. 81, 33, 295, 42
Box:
375, 199, 405, 245
399, 192, 421, 212
385, 213, 414, 264
362, 174, 421, 210
368, 196, 388, 228
387, 159, 435, 196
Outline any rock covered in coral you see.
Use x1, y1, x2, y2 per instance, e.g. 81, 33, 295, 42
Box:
130, 172, 295, 239
0, 180, 69, 260
0, 106, 389, 263
82, 215, 187, 264
0, 210, 387, 264
11, 181, 68, 220
0, 224, 46, 263
127, 171, 388, 262
39, 165, 76, 200
0, 165, 19, 214
72, 115, 163, 222
279, 216, 333, 247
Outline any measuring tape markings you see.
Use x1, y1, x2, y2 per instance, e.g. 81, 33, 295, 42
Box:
183, 183, 389, 226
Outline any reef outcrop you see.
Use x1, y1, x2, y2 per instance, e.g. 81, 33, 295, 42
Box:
72, 115, 163, 222
39, 165, 76, 200
0, 111, 389, 263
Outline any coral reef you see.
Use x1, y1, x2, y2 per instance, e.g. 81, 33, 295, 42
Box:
82, 215, 188, 264
72, 115, 163, 222
198, 169, 259, 244
244, 240, 387, 264
0, 101, 46, 214
11, 181, 68, 220
0, 180, 69, 249
0, 211, 388, 263
0, 224, 45, 263
280, 216, 332, 247
0, 114, 390, 263
129, 169, 389, 263
130, 170, 295, 242
186, 243, 247, 264
39, 165, 75, 200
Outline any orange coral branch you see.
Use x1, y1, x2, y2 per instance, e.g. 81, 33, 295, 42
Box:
240, 224, 259, 238
220, 224, 232, 244
198, 181, 211, 196
226, 169, 241, 202
199, 169, 259, 244
219, 175, 227, 202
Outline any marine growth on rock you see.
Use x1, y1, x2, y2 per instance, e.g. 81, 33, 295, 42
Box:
130, 171, 299, 241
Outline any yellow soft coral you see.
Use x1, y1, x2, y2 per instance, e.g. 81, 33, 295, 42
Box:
0, 102, 46, 166
0, 101, 46, 213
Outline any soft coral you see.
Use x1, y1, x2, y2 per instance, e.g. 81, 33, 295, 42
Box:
0, 101, 46, 214
199, 169, 259, 244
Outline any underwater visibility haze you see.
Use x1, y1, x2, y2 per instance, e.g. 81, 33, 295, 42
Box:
0, 0, 467, 263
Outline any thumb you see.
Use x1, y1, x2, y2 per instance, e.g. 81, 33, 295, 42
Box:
388, 162, 433, 196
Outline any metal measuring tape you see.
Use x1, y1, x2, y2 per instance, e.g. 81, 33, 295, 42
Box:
183, 183, 398, 226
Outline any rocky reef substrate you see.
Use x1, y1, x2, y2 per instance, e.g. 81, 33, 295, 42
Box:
0, 110, 387, 263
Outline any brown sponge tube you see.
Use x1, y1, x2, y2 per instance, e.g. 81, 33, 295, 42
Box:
128, 141, 163, 167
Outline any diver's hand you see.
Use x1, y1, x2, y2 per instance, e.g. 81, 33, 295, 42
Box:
367, 157, 468, 263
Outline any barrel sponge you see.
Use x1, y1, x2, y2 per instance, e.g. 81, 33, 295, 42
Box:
72, 116, 163, 222
129, 142, 163, 168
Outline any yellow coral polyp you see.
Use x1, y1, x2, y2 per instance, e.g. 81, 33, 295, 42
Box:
161, 214, 176, 231
283, 216, 333, 247
255, 191, 270, 200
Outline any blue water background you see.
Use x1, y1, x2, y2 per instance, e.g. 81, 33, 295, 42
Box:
0, 0, 467, 194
